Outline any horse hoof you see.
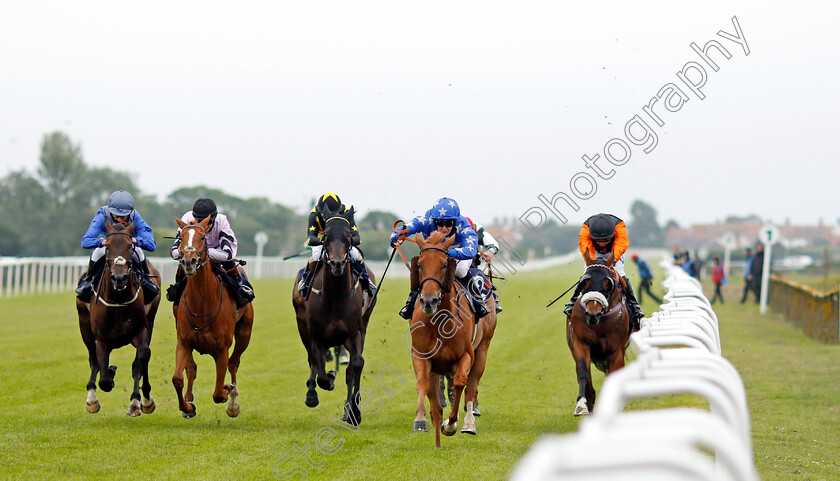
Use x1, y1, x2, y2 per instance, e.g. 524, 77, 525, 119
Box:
305, 393, 319, 408
441, 419, 457, 436
99, 380, 115, 393
182, 402, 197, 419
574, 398, 590, 416
141, 399, 155, 414
317, 377, 334, 391
86, 400, 101, 414
461, 423, 477, 435
413, 420, 428, 432
226, 405, 241, 418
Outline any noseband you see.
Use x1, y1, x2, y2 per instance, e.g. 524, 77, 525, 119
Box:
580, 263, 623, 319
417, 246, 454, 292
179, 224, 210, 270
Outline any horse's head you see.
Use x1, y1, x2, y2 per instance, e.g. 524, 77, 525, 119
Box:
579, 254, 619, 325
322, 206, 354, 276
414, 231, 457, 316
176, 216, 212, 275
103, 220, 136, 292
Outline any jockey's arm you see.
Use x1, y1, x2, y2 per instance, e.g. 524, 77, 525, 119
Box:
81, 210, 107, 249
612, 221, 629, 259
132, 211, 156, 252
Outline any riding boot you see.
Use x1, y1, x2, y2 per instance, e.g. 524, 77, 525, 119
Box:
298, 260, 314, 296
352, 259, 377, 297
75, 257, 105, 302
623, 276, 645, 332
463, 270, 491, 319
493, 291, 503, 313
563, 280, 584, 317
399, 290, 419, 320
166, 267, 186, 305
230, 266, 255, 303
139, 259, 159, 303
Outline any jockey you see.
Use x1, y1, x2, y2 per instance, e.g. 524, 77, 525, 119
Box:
75, 190, 159, 303
564, 213, 645, 332
467, 218, 503, 313
168, 198, 255, 305
390, 197, 491, 320
298, 193, 376, 297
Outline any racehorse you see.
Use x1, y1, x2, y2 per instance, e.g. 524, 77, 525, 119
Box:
171, 216, 254, 418
565, 252, 630, 416
76, 220, 161, 416
292, 206, 376, 425
406, 231, 496, 448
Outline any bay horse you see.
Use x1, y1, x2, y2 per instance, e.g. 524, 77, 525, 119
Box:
76, 220, 161, 416
407, 231, 496, 448
292, 206, 376, 425
565, 252, 630, 416
172, 216, 254, 418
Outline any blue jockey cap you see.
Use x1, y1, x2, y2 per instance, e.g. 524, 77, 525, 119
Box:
107, 190, 134, 217
430, 197, 460, 221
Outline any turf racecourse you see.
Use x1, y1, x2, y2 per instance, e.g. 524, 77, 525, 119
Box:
0, 263, 838, 480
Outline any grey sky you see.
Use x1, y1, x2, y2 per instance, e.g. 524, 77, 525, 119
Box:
1, 1, 837, 229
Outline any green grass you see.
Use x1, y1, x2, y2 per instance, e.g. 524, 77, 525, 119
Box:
1, 265, 838, 480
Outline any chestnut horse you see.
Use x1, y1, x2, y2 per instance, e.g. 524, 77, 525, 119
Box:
292, 206, 376, 425
406, 231, 496, 448
76, 221, 161, 415
565, 252, 630, 416
172, 216, 254, 418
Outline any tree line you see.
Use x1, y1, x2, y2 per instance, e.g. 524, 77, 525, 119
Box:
0, 131, 401, 259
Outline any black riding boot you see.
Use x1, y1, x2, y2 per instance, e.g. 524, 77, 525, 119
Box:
463, 271, 491, 319
75, 257, 105, 302
623, 276, 645, 332
139, 259, 159, 304
298, 260, 314, 296
399, 290, 419, 320
352, 259, 377, 297
231, 268, 255, 303
166, 267, 186, 305
563, 280, 584, 317
493, 290, 503, 313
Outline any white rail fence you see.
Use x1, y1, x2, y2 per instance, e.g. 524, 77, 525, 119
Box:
0, 251, 581, 298
511, 258, 758, 480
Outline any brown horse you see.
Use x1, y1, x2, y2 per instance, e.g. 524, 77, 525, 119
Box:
172, 216, 254, 418
76, 221, 161, 416
407, 231, 497, 448
292, 207, 376, 425
565, 252, 630, 416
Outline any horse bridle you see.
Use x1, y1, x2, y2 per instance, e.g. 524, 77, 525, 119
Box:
417, 246, 451, 292
179, 224, 210, 271
322, 216, 352, 265
104, 231, 137, 279
580, 262, 622, 317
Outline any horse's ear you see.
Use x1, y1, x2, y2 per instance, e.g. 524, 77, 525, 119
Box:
176, 217, 186, 229
125, 222, 136, 234
583, 248, 593, 265
605, 252, 615, 266
442, 233, 457, 250
345, 205, 355, 221
415, 233, 426, 248
199, 216, 212, 229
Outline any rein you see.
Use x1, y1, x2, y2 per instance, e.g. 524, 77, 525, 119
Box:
94, 231, 140, 307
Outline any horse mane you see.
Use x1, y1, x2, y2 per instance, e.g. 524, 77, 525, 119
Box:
426, 231, 447, 245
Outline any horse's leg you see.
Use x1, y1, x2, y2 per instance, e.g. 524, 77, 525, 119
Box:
95, 340, 116, 393
127, 337, 151, 417
211, 345, 233, 404
226, 309, 253, 418
140, 336, 156, 414
443, 351, 472, 437
411, 357, 431, 435
310, 339, 334, 392
342, 333, 365, 426
462, 342, 490, 434
172, 341, 196, 418
427, 373, 444, 448
573, 343, 593, 415
185, 354, 197, 404
79, 308, 100, 413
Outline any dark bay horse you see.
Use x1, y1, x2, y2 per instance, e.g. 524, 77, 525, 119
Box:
565, 252, 630, 416
292, 207, 376, 425
172, 216, 254, 418
407, 231, 496, 448
76, 221, 161, 416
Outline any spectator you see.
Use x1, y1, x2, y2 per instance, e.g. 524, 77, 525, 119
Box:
631, 253, 661, 304
740, 247, 754, 304
710, 256, 726, 304
749, 243, 765, 303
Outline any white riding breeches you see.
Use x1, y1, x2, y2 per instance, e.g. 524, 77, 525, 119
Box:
310, 245, 362, 262
455, 258, 471, 278
90, 245, 146, 263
